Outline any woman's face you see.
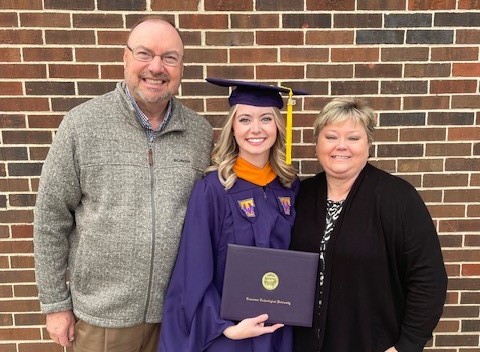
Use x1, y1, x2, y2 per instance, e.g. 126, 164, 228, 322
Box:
232, 104, 278, 168
315, 118, 370, 181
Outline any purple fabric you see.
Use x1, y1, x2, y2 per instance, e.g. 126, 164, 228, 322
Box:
158, 172, 299, 352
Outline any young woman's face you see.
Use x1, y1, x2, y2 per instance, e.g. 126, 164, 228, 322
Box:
316, 118, 370, 182
232, 104, 278, 168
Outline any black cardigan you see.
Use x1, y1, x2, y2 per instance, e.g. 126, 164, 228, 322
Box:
290, 163, 447, 352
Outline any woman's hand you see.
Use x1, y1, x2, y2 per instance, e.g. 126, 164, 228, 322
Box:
385, 347, 398, 352
223, 314, 284, 340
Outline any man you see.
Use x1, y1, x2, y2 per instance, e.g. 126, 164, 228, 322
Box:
33, 16, 213, 351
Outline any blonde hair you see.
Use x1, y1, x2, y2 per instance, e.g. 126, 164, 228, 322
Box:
206, 105, 297, 190
313, 97, 376, 143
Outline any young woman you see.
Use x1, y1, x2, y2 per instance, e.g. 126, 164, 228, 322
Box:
158, 78, 307, 352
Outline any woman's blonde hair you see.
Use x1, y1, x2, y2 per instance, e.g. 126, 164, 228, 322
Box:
206, 105, 297, 190
313, 97, 376, 144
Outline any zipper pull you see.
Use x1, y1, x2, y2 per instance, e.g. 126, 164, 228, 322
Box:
148, 148, 153, 166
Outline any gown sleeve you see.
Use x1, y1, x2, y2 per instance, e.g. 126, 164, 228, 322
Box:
158, 178, 234, 352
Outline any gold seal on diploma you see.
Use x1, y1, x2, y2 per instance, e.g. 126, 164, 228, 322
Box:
262, 272, 279, 290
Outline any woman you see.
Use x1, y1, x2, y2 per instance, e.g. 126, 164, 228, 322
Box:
290, 97, 447, 352
158, 78, 307, 352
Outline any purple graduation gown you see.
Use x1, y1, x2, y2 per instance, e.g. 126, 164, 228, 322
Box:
158, 171, 298, 352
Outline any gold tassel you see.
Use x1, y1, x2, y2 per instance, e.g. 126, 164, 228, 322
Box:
285, 88, 295, 165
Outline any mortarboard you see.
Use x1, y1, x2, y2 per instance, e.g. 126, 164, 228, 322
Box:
206, 77, 309, 164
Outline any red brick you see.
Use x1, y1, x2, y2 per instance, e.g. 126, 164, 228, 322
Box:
463, 264, 480, 276
452, 95, 480, 109
231, 14, 279, 29
0, 270, 35, 284
467, 205, 480, 217
405, 63, 451, 77
20, 12, 70, 27
0, 114, 26, 129
100, 65, 124, 80
332, 48, 379, 62
281, 48, 329, 63
203, 66, 254, 82
397, 159, 444, 173
72, 14, 123, 28
49, 64, 99, 79
426, 143, 471, 156
179, 14, 228, 29
0, 48, 21, 62
431, 47, 479, 62
446, 158, 480, 172
0, 300, 39, 313
230, 48, 277, 63
0, 240, 33, 254
45, 29, 95, 45
0, 97, 49, 112
431, 80, 478, 94
10, 255, 34, 268
151, 0, 201, 10
0, 12, 18, 26
424, 174, 469, 188
23, 47, 73, 62
0, 179, 30, 192
14, 313, 44, 326
3, 131, 52, 144
205, 32, 254, 46
0, 29, 42, 44
18, 343, 65, 352
256, 65, 304, 79
29, 146, 51, 161
381, 47, 429, 62
409, 0, 456, 9
97, 30, 129, 45
306, 30, 354, 45
0, 82, 23, 95
403, 96, 450, 110
453, 63, 480, 77
306, 0, 355, 10
257, 31, 304, 46
449, 127, 480, 141
12, 223, 34, 238
0, 313, 13, 326
0, 327, 41, 340
458, 0, 480, 9
457, 29, 480, 44
357, 0, 406, 9
461, 292, 480, 304
400, 127, 446, 141
436, 334, 479, 347
439, 219, 480, 232
205, 0, 253, 10
14, 284, 38, 298
0, 64, 46, 78
27, 115, 63, 129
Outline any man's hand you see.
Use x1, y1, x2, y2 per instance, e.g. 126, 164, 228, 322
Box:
45, 310, 76, 347
223, 314, 284, 340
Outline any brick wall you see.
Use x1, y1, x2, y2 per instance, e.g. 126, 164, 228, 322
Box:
0, 0, 479, 350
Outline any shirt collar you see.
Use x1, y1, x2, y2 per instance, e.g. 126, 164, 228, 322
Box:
122, 82, 173, 134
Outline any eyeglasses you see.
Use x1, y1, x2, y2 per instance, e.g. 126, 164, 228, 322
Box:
126, 45, 183, 67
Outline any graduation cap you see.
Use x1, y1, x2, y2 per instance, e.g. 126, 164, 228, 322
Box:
206, 77, 309, 164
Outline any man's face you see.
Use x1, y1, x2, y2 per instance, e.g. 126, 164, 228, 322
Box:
123, 20, 184, 111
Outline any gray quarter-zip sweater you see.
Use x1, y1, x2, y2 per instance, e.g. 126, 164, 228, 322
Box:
34, 82, 213, 328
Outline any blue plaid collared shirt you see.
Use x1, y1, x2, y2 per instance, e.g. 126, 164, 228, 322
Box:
123, 83, 173, 143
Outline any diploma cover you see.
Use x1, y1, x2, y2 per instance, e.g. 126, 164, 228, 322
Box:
220, 244, 319, 327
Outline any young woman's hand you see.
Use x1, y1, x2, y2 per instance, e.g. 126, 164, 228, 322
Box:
385, 347, 398, 352
223, 314, 284, 340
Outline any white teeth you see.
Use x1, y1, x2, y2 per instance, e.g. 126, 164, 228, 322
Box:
144, 79, 165, 84
248, 138, 265, 143
333, 155, 349, 159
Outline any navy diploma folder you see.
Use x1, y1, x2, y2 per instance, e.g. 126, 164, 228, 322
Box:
220, 244, 319, 327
